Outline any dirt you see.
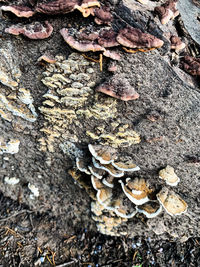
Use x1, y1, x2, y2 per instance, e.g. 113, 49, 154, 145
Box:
0, 0, 200, 266
0, 192, 200, 267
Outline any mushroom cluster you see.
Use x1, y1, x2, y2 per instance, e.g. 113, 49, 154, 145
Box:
60, 25, 164, 55
1, 0, 102, 18
39, 53, 141, 152
69, 145, 188, 235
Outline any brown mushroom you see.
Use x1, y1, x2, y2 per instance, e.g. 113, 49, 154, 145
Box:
157, 187, 188, 216
92, 157, 124, 177
94, 5, 113, 25
88, 144, 117, 164
137, 200, 162, 218
119, 178, 151, 205
159, 165, 180, 186
98, 29, 119, 48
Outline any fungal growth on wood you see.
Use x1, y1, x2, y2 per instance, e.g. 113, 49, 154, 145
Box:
170, 36, 185, 52
0, 138, 20, 154
39, 53, 140, 152
96, 74, 139, 101
1, 5, 35, 18
154, 0, 179, 25
159, 165, 180, 186
69, 146, 188, 236
0, 46, 37, 123
181, 56, 200, 77
5, 21, 53, 39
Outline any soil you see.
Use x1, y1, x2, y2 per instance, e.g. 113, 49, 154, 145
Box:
0, 0, 200, 266
0, 192, 200, 267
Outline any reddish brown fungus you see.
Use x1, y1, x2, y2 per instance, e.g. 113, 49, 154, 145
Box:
35, 0, 78, 14
96, 74, 139, 101
98, 29, 119, 48
154, 0, 179, 25
1, 5, 35, 17
170, 36, 185, 51
116, 26, 164, 49
60, 28, 105, 52
182, 56, 200, 76
37, 54, 56, 64
5, 21, 53, 39
94, 6, 113, 25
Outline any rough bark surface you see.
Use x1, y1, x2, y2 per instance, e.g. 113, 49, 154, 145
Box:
0, 0, 199, 266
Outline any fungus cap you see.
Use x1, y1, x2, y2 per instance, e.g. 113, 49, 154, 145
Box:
1, 5, 35, 17
96, 74, 139, 101
88, 144, 117, 164
157, 187, 188, 216
116, 26, 164, 49
119, 179, 150, 205
112, 160, 140, 172
5, 21, 53, 39
60, 28, 105, 52
76, 157, 91, 175
92, 157, 124, 177
88, 165, 105, 179
159, 165, 180, 186
102, 175, 115, 188
91, 175, 105, 190
137, 201, 162, 218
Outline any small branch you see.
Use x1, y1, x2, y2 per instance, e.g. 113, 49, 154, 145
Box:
56, 259, 78, 267
0, 210, 33, 222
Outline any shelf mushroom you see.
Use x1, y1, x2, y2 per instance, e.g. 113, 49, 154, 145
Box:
136, 200, 162, 218
119, 178, 151, 205
157, 187, 188, 216
159, 165, 180, 186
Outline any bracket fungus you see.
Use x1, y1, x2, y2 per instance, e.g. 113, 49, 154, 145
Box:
1, 5, 35, 18
116, 26, 164, 49
182, 56, 200, 77
154, 0, 179, 25
88, 144, 117, 164
96, 74, 139, 101
35, 0, 80, 15
170, 36, 185, 52
159, 165, 180, 186
5, 21, 53, 39
93, 5, 113, 25
157, 187, 188, 216
68, 145, 189, 235
60, 28, 105, 52
119, 178, 151, 205
136, 200, 162, 218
